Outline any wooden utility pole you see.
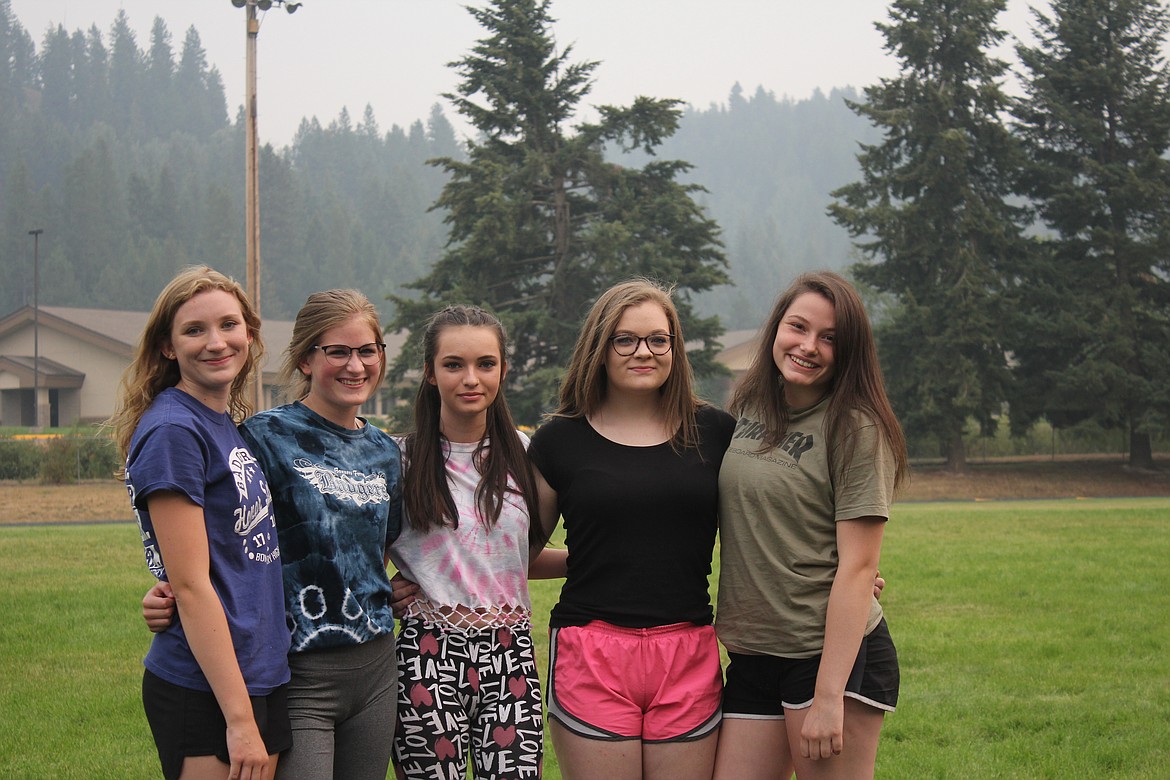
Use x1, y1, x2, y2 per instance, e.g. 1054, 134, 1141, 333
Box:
245, 1, 263, 411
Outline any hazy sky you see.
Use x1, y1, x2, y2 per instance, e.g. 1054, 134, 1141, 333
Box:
11, 0, 1042, 146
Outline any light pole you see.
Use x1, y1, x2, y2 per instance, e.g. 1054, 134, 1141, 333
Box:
230, 0, 302, 412
28, 228, 43, 430
245, 0, 261, 411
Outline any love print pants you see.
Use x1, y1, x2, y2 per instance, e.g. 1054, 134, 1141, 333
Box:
394, 618, 543, 779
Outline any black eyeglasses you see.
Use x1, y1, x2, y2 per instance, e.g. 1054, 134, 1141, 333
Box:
312, 342, 386, 366
608, 333, 675, 356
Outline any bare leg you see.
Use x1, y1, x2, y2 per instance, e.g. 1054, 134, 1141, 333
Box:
643, 730, 719, 780
785, 699, 883, 780
712, 718, 792, 780
550, 720, 642, 780
179, 752, 280, 779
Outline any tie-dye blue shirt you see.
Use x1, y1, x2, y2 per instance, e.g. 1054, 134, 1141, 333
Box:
240, 402, 402, 653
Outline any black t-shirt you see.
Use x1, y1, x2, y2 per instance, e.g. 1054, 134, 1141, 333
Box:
528, 405, 736, 628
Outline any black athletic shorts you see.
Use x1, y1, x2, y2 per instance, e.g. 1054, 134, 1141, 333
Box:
142, 668, 291, 780
722, 618, 899, 718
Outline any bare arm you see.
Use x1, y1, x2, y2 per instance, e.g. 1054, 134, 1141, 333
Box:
528, 547, 567, 579
526, 467, 565, 581
387, 560, 421, 618
148, 491, 272, 779
533, 467, 561, 542
800, 516, 886, 762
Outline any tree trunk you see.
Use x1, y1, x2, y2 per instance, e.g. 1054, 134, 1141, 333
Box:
1129, 430, 1154, 470
945, 432, 968, 473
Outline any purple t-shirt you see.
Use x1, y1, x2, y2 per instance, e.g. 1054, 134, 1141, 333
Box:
126, 387, 290, 694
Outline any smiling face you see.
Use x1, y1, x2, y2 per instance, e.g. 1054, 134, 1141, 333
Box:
427, 324, 505, 440
604, 300, 674, 398
299, 314, 383, 428
772, 290, 836, 408
165, 289, 252, 411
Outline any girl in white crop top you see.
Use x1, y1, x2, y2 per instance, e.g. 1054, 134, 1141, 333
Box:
388, 305, 564, 780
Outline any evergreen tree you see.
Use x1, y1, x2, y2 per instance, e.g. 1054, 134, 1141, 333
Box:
1, 161, 35, 312
662, 86, 877, 328
145, 17, 175, 137
196, 182, 242, 278
74, 26, 110, 128
425, 102, 460, 160
0, 0, 35, 111
203, 65, 228, 135
257, 143, 310, 318
389, 0, 728, 422
107, 10, 143, 136
1009, 0, 1170, 468
38, 25, 73, 125
828, 0, 1025, 470
61, 137, 128, 296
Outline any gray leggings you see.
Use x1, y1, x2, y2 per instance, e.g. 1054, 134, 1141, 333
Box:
276, 634, 398, 780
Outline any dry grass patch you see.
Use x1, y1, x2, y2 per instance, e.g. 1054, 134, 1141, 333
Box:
0, 455, 1167, 524
0, 480, 131, 524
902, 455, 1169, 501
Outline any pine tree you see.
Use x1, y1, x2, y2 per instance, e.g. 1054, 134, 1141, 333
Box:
107, 10, 143, 137
145, 17, 175, 137
1010, 0, 1170, 468
0, 0, 36, 111
1, 161, 35, 312
176, 27, 211, 136
389, 0, 728, 422
72, 26, 110, 129
828, 0, 1026, 470
38, 25, 73, 126
425, 103, 459, 160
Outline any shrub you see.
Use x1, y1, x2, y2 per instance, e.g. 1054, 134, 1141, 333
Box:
0, 440, 42, 481
38, 436, 120, 484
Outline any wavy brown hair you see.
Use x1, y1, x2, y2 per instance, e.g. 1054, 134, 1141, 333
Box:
403, 305, 545, 548
729, 271, 907, 488
278, 289, 386, 403
552, 278, 705, 450
111, 266, 263, 463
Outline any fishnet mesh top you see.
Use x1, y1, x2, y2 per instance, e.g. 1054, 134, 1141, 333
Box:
388, 435, 533, 633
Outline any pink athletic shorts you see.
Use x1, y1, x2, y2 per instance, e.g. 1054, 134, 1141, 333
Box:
546, 620, 723, 743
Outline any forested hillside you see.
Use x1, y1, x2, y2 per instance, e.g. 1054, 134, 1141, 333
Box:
664, 84, 880, 327
0, 4, 456, 319
0, 2, 871, 328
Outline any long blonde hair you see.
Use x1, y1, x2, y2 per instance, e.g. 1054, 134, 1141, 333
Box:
111, 266, 263, 462
552, 278, 704, 450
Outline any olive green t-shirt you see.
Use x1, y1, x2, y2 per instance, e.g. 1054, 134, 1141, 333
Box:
716, 398, 894, 658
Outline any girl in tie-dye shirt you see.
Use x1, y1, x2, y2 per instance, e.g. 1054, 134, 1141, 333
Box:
144, 289, 404, 780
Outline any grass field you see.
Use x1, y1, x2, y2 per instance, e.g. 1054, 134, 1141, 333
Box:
2, 498, 1168, 778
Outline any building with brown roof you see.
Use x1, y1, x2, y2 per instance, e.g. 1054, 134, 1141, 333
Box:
1, 304, 758, 428
0, 305, 402, 427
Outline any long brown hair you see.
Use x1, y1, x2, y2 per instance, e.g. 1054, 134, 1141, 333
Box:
111, 266, 263, 462
279, 289, 387, 402
552, 278, 704, 450
729, 271, 908, 488
403, 305, 545, 548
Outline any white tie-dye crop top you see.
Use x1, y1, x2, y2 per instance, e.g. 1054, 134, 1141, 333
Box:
388, 433, 534, 631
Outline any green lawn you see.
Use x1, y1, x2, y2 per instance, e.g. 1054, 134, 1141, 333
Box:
1, 498, 1167, 778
